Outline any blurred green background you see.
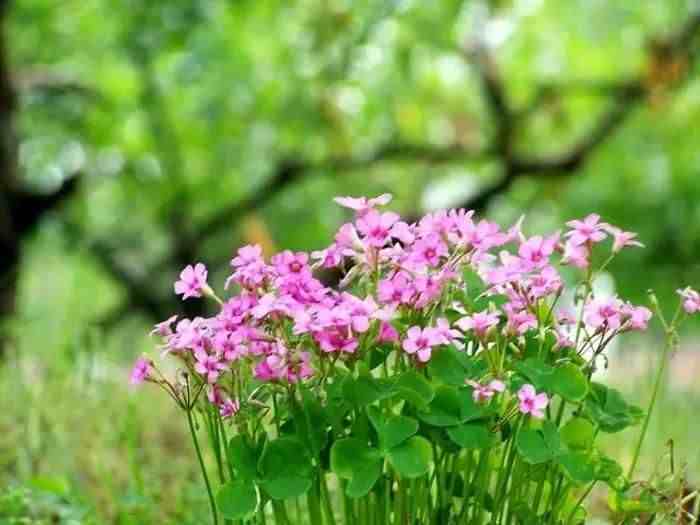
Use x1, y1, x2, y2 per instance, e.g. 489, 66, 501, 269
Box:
1, 0, 700, 522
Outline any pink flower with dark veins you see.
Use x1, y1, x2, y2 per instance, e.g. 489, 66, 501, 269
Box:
517, 384, 549, 419
377, 321, 399, 343
606, 226, 644, 253
518, 234, 559, 270
584, 296, 623, 331
356, 210, 400, 248
271, 250, 311, 279
455, 311, 500, 339
194, 353, 227, 383
565, 214, 608, 246
402, 326, 441, 362
467, 379, 506, 404
434, 318, 461, 345
174, 263, 209, 300
378, 273, 414, 306
411, 234, 449, 267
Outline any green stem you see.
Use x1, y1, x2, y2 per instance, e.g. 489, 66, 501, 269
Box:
627, 330, 673, 479
187, 409, 219, 525
566, 481, 596, 525
319, 472, 337, 525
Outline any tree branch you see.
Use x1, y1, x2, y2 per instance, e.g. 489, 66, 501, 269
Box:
458, 7, 700, 212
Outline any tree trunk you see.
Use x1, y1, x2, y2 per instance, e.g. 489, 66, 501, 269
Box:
0, 0, 18, 356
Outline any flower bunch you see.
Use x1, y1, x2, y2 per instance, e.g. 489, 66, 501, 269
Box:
133, 195, 697, 525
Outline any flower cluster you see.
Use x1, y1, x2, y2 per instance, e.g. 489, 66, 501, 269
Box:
132, 194, 698, 427
131, 194, 700, 525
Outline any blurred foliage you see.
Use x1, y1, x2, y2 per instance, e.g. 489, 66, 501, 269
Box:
9, 0, 700, 333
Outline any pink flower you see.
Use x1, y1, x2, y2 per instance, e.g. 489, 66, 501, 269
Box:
528, 266, 562, 298
311, 244, 344, 268
677, 287, 700, 314
315, 329, 358, 354
434, 318, 460, 345
129, 357, 151, 385
377, 321, 399, 343
334, 193, 392, 216
606, 226, 644, 253
411, 234, 448, 267
584, 296, 623, 331
506, 309, 537, 335
150, 315, 178, 337
561, 241, 590, 268
195, 353, 227, 383
390, 221, 416, 245
231, 244, 264, 267
554, 328, 574, 350
174, 263, 209, 300
518, 234, 559, 269
378, 273, 414, 306
565, 213, 608, 246
254, 353, 287, 381
455, 218, 505, 251
356, 210, 400, 248
219, 398, 241, 419
517, 384, 549, 419
271, 250, 311, 278
622, 304, 652, 331
208, 386, 241, 419
402, 326, 441, 362
455, 311, 500, 339
467, 379, 506, 403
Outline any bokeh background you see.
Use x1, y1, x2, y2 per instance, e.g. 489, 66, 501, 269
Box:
1, 0, 700, 522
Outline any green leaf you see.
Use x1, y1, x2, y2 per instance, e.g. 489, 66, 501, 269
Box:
228, 435, 258, 481
561, 417, 595, 451
584, 383, 644, 433
516, 422, 562, 464
330, 438, 382, 479
609, 489, 662, 514
558, 452, 595, 484
428, 346, 468, 385
396, 370, 435, 408
447, 422, 498, 449
258, 437, 312, 499
513, 359, 554, 391
380, 415, 419, 451
330, 438, 383, 497
388, 436, 432, 478
260, 476, 313, 500
217, 481, 258, 520
346, 462, 382, 499
417, 385, 462, 427
343, 375, 382, 407
594, 455, 625, 488
457, 388, 488, 422
549, 364, 589, 402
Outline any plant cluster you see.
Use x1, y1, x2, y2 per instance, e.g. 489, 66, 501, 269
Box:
133, 195, 699, 524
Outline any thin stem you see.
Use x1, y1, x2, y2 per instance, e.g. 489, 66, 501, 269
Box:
566, 481, 596, 525
627, 329, 673, 479
187, 408, 219, 525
